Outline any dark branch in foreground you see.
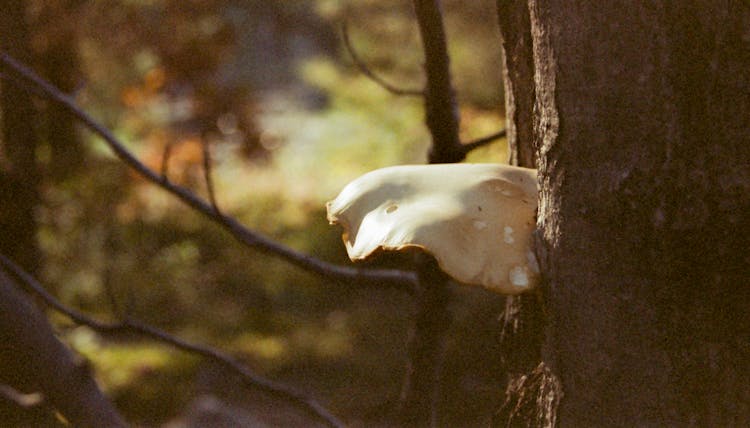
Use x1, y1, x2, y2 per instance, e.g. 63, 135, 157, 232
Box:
0, 254, 345, 428
394, 2, 466, 424
0, 265, 127, 427
0, 52, 417, 293
341, 22, 423, 97
461, 129, 507, 156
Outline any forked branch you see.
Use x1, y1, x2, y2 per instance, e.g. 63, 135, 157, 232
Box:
0, 264, 127, 427
0, 52, 417, 293
0, 253, 345, 428
342, 10, 505, 161
340, 22, 423, 97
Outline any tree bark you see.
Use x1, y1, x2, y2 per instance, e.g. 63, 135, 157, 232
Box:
495, 2, 559, 426
497, 1, 750, 426
496, 0, 535, 168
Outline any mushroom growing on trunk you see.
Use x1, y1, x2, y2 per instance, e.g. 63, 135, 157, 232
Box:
327, 163, 539, 294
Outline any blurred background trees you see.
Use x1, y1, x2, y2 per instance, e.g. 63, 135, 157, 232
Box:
1, 0, 511, 425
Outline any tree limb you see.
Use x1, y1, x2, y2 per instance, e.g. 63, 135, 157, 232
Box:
0, 52, 417, 293
344, 9, 505, 163
340, 22, 423, 97
0, 253, 345, 428
160, 139, 174, 179
201, 139, 220, 213
395, 2, 466, 424
0, 267, 127, 427
412, 0, 464, 164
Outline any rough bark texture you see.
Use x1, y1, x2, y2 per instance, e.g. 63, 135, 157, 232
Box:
499, 0, 750, 426
496, 0, 536, 168
496, 2, 559, 426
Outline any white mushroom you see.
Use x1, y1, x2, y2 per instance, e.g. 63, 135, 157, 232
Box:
326, 163, 539, 294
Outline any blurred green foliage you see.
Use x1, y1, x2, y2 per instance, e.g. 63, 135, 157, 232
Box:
19, 0, 511, 425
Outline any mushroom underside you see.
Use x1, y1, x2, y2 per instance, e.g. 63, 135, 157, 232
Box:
327, 163, 540, 294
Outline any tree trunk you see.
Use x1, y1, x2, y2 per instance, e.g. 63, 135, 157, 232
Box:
496, 0, 535, 169
397, 2, 463, 425
399, 254, 451, 427
497, 1, 750, 426
0, 0, 41, 275
0, 269, 126, 427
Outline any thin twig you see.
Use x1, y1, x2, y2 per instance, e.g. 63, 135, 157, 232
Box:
201, 139, 220, 213
160, 140, 174, 179
460, 129, 507, 156
0, 253, 345, 428
0, 52, 417, 292
341, 22, 423, 97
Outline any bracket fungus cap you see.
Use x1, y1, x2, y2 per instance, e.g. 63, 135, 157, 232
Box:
326, 163, 539, 294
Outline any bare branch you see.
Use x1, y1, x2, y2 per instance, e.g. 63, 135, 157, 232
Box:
0, 52, 417, 293
160, 140, 174, 179
460, 129, 507, 156
201, 139, 220, 213
413, 0, 464, 164
340, 22, 423, 97
0, 253, 345, 428
0, 264, 127, 427
399, 3, 465, 424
